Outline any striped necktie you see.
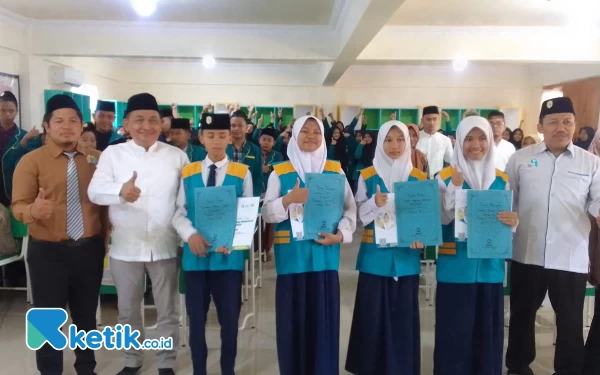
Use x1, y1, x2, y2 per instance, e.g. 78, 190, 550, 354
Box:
64, 152, 84, 241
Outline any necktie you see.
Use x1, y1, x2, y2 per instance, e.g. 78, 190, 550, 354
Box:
207, 164, 217, 187
65, 152, 84, 241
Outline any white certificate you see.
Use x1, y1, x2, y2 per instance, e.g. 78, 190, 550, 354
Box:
374, 193, 398, 247
455, 190, 468, 241
232, 197, 261, 250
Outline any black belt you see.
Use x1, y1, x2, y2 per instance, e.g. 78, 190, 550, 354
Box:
31, 236, 99, 248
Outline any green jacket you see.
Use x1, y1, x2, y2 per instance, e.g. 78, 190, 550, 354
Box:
1, 127, 29, 202
261, 149, 284, 192
226, 142, 263, 197
185, 144, 207, 163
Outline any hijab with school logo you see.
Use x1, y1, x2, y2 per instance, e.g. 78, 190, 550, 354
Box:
373, 121, 413, 192
454, 116, 497, 190
288, 116, 327, 182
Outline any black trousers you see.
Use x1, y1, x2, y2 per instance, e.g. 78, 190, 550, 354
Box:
506, 261, 587, 375
27, 236, 105, 375
185, 270, 242, 375
584, 287, 600, 375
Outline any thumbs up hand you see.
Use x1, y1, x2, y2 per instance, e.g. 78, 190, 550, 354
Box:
120, 172, 141, 203
451, 165, 464, 188
374, 185, 388, 207
283, 178, 309, 207
31, 188, 53, 220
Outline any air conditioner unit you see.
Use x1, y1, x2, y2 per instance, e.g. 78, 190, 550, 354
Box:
49, 66, 85, 88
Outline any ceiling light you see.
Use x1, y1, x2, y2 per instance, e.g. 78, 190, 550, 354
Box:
132, 0, 157, 17
202, 55, 216, 69
452, 56, 468, 72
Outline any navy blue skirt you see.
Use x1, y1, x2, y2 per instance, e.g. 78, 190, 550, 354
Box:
434, 282, 504, 375
346, 273, 420, 375
276, 270, 340, 375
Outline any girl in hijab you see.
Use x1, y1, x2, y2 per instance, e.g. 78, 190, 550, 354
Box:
407, 123, 429, 175
511, 128, 524, 150
522, 135, 537, 147
435, 116, 518, 375
262, 116, 357, 375
327, 127, 349, 174
346, 121, 426, 375
576, 126, 596, 150
589, 129, 600, 156
502, 128, 512, 142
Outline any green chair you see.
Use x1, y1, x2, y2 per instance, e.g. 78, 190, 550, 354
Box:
0, 209, 30, 301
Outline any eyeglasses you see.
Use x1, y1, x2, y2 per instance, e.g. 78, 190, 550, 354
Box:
489, 121, 505, 127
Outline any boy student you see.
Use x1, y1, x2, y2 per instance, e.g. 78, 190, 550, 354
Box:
169, 118, 206, 162
93, 100, 122, 151
226, 110, 263, 197
172, 113, 253, 375
487, 110, 515, 171
259, 127, 283, 191
88, 93, 188, 375
0, 91, 38, 206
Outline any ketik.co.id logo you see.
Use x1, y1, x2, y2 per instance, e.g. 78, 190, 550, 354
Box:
26, 308, 172, 351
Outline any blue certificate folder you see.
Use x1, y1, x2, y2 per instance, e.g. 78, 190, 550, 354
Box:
303, 173, 345, 240
193, 185, 237, 252
394, 179, 443, 247
466, 190, 513, 259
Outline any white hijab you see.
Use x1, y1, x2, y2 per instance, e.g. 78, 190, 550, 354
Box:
454, 116, 496, 190
373, 121, 413, 192
288, 115, 327, 182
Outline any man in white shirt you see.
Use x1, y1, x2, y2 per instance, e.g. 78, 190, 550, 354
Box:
88, 93, 188, 375
416, 106, 453, 178
488, 110, 516, 171
505, 97, 600, 375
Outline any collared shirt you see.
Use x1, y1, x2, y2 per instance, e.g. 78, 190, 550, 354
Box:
506, 142, 600, 273
88, 140, 189, 262
416, 131, 453, 178
172, 156, 253, 242
11, 140, 105, 242
231, 141, 246, 163
494, 139, 516, 172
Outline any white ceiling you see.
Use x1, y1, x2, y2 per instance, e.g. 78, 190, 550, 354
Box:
0, 0, 336, 24
388, 0, 598, 26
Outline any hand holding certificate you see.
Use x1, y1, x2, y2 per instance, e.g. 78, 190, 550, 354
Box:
303, 173, 345, 241
194, 186, 237, 253
394, 180, 443, 247
466, 190, 513, 259
374, 193, 398, 247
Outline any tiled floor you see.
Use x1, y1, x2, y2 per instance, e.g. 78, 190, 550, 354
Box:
0, 235, 590, 374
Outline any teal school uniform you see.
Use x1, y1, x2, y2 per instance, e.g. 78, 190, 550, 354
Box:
346, 166, 425, 375
180, 160, 249, 375
226, 142, 263, 197
1, 126, 28, 205
271, 160, 346, 375
434, 166, 508, 375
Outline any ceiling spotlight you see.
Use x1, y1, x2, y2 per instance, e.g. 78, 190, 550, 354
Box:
132, 0, 157, 17
452, 56, 468, 72
202, 55, 216, 69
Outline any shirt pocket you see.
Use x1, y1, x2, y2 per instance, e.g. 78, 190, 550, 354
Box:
564, 170, 591, 197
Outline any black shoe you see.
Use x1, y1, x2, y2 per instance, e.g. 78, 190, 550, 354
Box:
158, 369, 175, 375
116, 367, 142, 375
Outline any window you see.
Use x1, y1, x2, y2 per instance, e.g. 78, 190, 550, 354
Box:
71, 84, 98, 114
